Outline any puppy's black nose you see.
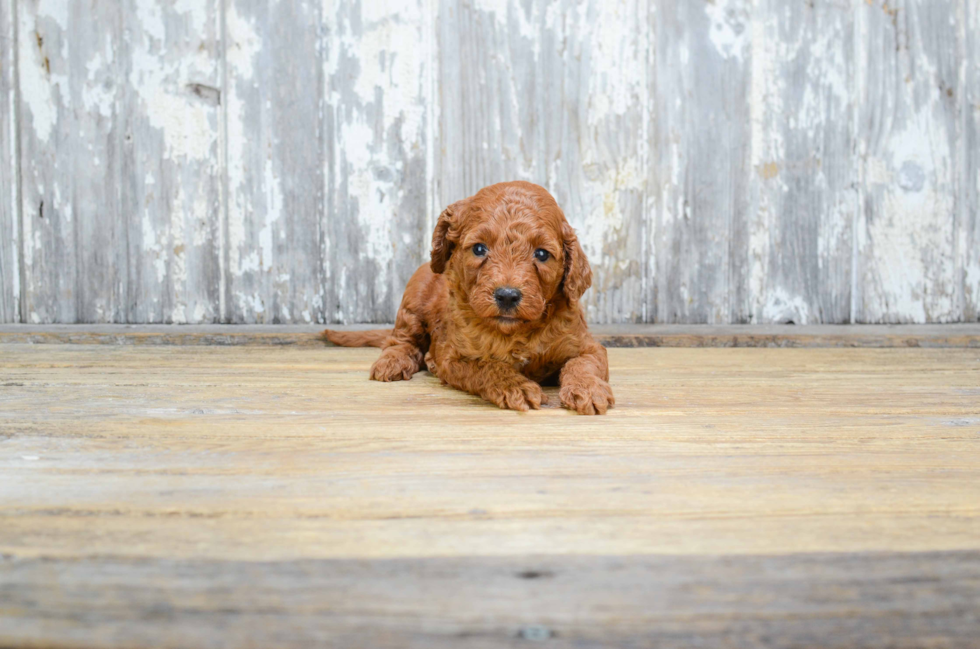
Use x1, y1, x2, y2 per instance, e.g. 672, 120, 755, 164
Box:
494, 287, 523, 311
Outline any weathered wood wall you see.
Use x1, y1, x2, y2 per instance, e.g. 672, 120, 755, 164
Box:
0, 0, 976, 324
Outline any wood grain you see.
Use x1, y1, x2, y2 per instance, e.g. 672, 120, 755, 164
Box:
961, 0, 980, 322
3, 552, 979, 649
2, 1, 979, 325
16, 0, 223, 324
853, 0, 960, 323
2, 345, 977, 559
324, 0, 431, 324
0, 344, 978, 647
653, 0, 750, 324
224, 0, 324, 324
0, 0, 16, 322
741, 1, 856, 324
438, 0, 649, 324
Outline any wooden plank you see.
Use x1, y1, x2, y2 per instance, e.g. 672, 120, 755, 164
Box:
1, 323, 979, 348
15, 0, 84, 323
853, 0, 960, 323
961, 0, 980, 321
224, 0, 324, 324
2, 552, 978, 649
0, 0, 16, 323
2, 0, 976, 328
652, 0, 751, 324
0, 344, 978, 646
740, 2, 855, 324
0, 345, 978, 560
323, 0, 431, 324
437, 0, 648, 323
120, 1, 223, 324
16, 0, 222, 324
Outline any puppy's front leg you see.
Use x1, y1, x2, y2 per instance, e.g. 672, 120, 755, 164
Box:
559, 343, 615, 415
371, 310, 424, 382
438, 358, 547, 412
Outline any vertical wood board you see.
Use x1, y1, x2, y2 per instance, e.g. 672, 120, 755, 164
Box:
960, 0, 980, 321
225, 0, 324, 324
437, 0, 649, 324
17, 0, 222, 324
739, 1, 856, 324
0, 0, 17, 322
2, 0, 976, 324
653, 0, 752, 324
853, 0, 960, 323
323, 0, 431, 324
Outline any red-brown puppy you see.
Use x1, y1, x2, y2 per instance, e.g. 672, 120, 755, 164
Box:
323, 181, 614, 415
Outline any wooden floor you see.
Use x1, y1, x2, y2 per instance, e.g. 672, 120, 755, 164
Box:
1, 341, 979, 648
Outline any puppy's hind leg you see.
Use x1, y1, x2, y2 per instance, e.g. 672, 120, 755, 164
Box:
370, 309, 425, 382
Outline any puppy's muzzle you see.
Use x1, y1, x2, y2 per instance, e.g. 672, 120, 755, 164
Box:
494, 286, 522, 312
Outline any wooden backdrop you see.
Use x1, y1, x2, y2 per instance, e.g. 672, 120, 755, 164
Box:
1, 0, 977, 325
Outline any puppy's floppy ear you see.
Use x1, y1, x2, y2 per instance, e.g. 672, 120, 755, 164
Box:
430, 200, 467, 274
561, 221, 592, 303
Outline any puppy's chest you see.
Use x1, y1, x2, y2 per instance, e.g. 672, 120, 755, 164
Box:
503, 341, 562, 378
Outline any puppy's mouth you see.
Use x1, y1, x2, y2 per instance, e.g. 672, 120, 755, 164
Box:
489, 313, 534, 327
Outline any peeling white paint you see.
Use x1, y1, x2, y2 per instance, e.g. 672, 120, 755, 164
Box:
705, 0, 751, 62
37, 0, 70, 30
748, 9, 783, 169
225, 1, 263, 298
763, 287, 812, 325
577, 157, 642, 269
3, 24, 18, 312
337, 4, 425, 145
5, 0, 976, 325
225, 3, 262, 79
587, 0, 645, 125
82, 48, 115, 119
173, 0, 210, 34
129, 18, 216, 162
326, 1, 429, 319
864, 87, 957, 321
18, 10, 66, 144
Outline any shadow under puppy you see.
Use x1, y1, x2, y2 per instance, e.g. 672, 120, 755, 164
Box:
323, 181, 614, 415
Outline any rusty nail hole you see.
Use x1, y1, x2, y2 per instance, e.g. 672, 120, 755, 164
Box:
516, 570, 552, 580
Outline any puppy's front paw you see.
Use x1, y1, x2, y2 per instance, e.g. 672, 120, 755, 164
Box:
370, 352, 418, 382
484, 378, 547, 412
560, 377, 615, 415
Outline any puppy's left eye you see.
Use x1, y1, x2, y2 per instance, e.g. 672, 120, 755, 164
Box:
534, 249, 551, 262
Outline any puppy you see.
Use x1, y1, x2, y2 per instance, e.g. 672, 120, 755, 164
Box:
323, 181, 614, 415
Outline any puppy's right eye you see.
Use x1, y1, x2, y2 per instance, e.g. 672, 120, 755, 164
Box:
472, 243, 488, 257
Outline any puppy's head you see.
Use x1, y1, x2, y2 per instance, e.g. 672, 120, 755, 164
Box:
430, 181, 591, 331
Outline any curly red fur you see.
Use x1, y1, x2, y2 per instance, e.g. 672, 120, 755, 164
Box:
323, 181, 614, 415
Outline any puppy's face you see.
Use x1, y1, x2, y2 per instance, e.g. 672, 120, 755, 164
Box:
431, 182, 592, 332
